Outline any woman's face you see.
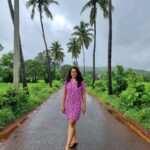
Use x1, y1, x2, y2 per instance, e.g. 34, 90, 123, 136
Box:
71, 68, 77, 78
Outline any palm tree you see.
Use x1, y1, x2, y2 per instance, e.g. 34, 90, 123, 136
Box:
67, 38, 81, 66
72, 21, 93, 76
107, 0, 113, 95
13, 0, 20, 93
50, 41, 64, 71
7, 0, 29, 94
26, 0, 59, 87
81, 0, 109, 89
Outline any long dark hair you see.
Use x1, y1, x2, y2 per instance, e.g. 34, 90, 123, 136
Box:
65, 66, 84, 88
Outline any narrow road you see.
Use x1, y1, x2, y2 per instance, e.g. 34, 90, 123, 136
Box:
0, 89, 150, 150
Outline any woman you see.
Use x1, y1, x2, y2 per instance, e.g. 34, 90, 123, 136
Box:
61, 66, 86, 150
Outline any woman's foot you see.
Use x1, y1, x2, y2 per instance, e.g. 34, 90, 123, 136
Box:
69, 140, 78, 148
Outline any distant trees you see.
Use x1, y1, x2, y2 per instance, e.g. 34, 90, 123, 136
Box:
67, 37, 81, 66
72, 21, 93, 76
26, 0, 59, 87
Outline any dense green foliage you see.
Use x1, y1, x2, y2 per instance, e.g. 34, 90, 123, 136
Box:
0, 80, 62, 129
86, 65, 150, 131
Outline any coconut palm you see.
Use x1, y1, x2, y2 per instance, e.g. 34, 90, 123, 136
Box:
50, 41, 64, 71
72, 21, 93, 76
81, 0, 109, 89
26, 0, 59, 87
13, 0, 20, 93
107, 0, 113, 95
67, 38, 81, 66
7, 0, 29, 94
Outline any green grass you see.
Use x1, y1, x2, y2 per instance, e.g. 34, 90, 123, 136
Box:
0, 80, 62, 129
0, 83, 13, 93
87, 85, 150, 131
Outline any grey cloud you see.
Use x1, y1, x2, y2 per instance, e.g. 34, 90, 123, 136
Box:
0, 0, 150, 71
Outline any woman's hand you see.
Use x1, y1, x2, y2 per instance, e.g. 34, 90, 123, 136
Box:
82, 106, 86, 114
61, 105, 65, 113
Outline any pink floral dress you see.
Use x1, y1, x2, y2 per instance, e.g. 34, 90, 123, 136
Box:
63, 80, 86, 121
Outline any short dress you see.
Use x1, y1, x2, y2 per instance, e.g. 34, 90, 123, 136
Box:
63, 80, 86, 121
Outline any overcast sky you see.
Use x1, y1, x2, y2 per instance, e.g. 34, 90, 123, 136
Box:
0, 0, 150, 71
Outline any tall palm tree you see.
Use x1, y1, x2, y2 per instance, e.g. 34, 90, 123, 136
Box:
13, 0, 20, 93
7, 0, 29, 94
50, 41, 64, 71
107, 0, 113, 95
26, 0, 59, 87
81, 0, 109, 89
72, 21, 93, 76
67, 38, 81, 66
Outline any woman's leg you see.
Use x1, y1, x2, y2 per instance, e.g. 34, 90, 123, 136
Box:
65, 119, 76, 150
70, 126, 77, 144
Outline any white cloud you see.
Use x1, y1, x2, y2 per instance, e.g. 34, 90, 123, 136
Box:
51, 15, 73, 31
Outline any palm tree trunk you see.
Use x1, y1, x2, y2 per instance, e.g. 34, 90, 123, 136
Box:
8, 0, 29, 94
92, 20, 96, 89
39, 6, 52, 87
13, 0, 20, 93
92, 3, 97, 89
76, 58, 78, 67
83, 48, 85, 76
108, 0, 113, 95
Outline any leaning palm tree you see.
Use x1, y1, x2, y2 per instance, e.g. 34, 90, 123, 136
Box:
81, 0, 109, 89
72, 21, 93, 76
26, 0, 59, 87
8, 0, 29, 94
67, 38, 81, 66
50, 41, 64, 71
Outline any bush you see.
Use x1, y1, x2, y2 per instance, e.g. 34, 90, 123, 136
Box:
0, 108, 15, 129
52, 80, 61, 88
0, 88, 28, 111
95, 80, 108, 92
84, 74, 92, 87
119, 83, 148, 110
0, 81, 61, 129
0, 88, 18, 110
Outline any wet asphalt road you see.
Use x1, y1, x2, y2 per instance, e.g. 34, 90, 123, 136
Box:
0, 89, 150, 150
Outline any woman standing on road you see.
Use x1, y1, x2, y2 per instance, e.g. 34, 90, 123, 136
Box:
61, 66, 86, 150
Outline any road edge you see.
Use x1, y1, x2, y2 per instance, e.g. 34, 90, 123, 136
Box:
0, 89, 60, 142
87, 91, 150, 143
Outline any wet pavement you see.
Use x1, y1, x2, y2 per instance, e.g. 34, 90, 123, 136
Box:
0, 89, 150, 150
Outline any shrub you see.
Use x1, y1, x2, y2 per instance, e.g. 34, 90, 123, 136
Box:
0, 108, 15, 129
84, 74, 92, 87
119, 83, 148, 109
95, 80, 107, 92
52, 80, 61, 88
0, 88, 18, 110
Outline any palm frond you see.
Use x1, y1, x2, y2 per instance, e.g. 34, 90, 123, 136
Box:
98, 0, 109, 18
31, 3, 36, 19
26, 0, 59, 20
81, 1, 92, 14
26, 0, 37, 8
90, 7, 97, 26
43, 4, 53, 19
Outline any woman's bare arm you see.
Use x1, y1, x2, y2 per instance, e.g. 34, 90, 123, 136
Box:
82, 90, 86, 112
62, 86, 67, 108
